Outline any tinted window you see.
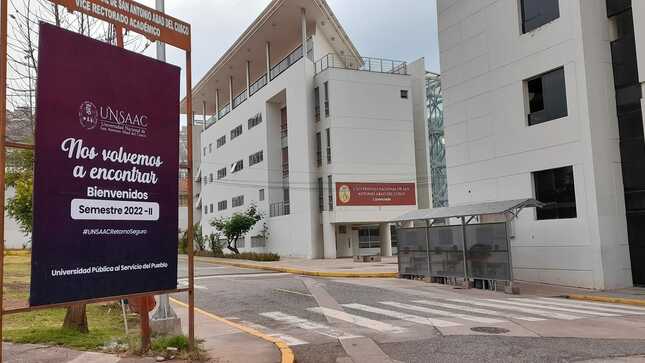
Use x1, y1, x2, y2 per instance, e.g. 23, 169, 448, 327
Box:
533, 166, 576, 220
521, 0, 559, 33
527, 67, 567, 125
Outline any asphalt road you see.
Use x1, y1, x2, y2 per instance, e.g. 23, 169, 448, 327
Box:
175, 258, 645, 362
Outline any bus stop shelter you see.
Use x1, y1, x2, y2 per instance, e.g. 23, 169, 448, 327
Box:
393, 199, 543, 291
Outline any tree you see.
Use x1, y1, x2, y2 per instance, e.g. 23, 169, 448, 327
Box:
6, 148, 33, 237
211, 204, 263, 254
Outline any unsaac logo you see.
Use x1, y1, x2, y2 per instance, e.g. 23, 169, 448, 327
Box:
78, 101, 98, 130
78, 101, 149, 130
338, 185, 351, 204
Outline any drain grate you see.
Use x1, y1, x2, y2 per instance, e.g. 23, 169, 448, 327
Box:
470, 326, 510, 334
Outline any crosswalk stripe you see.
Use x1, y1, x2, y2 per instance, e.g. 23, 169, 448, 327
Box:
482, 299, 618, 317
308, 307, 407, 333
239, 320, 309, 346
380, 301, 507, 324
411, 300, 546, 322
514, 298, 645, 315
260, 311, 360, 339
343, 303, 461, 327
538, 297, 645, 312
447, 298, 581, 320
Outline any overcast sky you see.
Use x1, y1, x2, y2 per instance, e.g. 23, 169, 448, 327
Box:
137, 0, 439, 91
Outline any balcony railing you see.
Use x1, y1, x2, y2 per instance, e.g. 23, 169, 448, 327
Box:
270, 201, 291, 217
314, 54, 407, 75
249, 74, 267, 96
218, 103, 231, 119
232, 89, 247, 109
211, 40, 310, 123
270, 44, 304, 80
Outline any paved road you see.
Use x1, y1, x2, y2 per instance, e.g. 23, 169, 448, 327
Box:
174, 259, 645, 362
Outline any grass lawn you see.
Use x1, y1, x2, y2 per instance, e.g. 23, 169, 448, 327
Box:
2, 250, 139, 351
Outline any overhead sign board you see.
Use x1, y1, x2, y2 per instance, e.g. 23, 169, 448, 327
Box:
29, 23, 180, 306
336, 182, 416, 206
52, 0, 191, 50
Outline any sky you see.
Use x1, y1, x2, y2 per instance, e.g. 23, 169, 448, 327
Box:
137, 0, 440, 92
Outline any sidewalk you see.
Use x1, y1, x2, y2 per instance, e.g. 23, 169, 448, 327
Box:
514, 281, 645, 306
3, 343, 158, 363
170, 298, 286, 363
193, 255, 399, 277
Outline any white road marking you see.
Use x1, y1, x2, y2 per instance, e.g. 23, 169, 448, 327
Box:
260, 311, 360, 339
239, 320, 308, 346
380, 301, 507, 324
192, 272, 292, 279
446, 298, 582, 320
177, 280, 207, 290
343, 303, 461, 327
538, 297, 645, 312
411, 300, 546, 322
513, 298, 645, 315
308, 307, 407, 333
274, 288, 314, 297
482, 299, 618, 317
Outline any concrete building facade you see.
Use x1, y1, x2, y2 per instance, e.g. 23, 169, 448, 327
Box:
182, 0, 428, 259
437, 0, 645, 289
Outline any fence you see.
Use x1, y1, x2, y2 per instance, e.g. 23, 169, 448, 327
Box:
397, 222, 511, 281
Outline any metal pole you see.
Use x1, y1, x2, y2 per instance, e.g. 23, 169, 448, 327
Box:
460, 217, 469, 287
0, 0, 7, 360
425, 219, 431, 278
185, 49, 196, 352
155, 0, 166, 62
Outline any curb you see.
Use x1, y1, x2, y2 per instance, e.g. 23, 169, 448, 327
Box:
566, 294, 645, 307
193, 256, 399, 278
170, 298, 295, 363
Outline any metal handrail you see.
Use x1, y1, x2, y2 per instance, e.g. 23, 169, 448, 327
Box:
270, 44, 304, 80
315, 54, 407, 75
249, 74, 267, 96
218, 103, 231, 119
270, 201, 291, 217
232, 89, 247, 109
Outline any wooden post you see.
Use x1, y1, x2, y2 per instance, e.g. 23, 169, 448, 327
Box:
140, 298, 151, 352
115, 25, 124, 48
0, 0, 8, 360
185, 50, 195, 352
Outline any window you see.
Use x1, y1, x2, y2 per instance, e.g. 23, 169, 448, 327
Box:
232, 195, 244, 208
526, 67, 567, 126
400, 90, 408, 99
218, 200, 227, 211
316, 132, 322, 167
327, 175, 334, 211
217, 135, 226, 148
533, 165, 576, 220
326, 128, 332, 164
204, 206, 207, 215
521, 0, 559, 33
209, 204, 214, 213
318, 177, 324, 212
323, 81, 330, 117
314, 86, 321, 121
209, 173, 213, 183
338, 225, 347, 234
359, 226, 381, 249
259, 189, 265, 201
203, 147, 206, 156
217, 167, 226, 180
249, 150, 264, 166
231, 125, 243, 140
248, 113, 262, 129
208, 143, 212, 153
232, 160, 244, 173
390, 225, 398, 249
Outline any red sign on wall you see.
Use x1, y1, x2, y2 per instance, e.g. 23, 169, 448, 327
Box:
336, 182, 416, 206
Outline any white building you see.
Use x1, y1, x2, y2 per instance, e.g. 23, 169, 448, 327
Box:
182, 0, 429, 259
437, 0, 645, 289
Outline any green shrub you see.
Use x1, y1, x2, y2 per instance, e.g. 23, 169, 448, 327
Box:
151, 334, 189, 352
219, 252, 280, 262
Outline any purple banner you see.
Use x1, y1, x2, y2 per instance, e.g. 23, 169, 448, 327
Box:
30, 23, 180, 306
